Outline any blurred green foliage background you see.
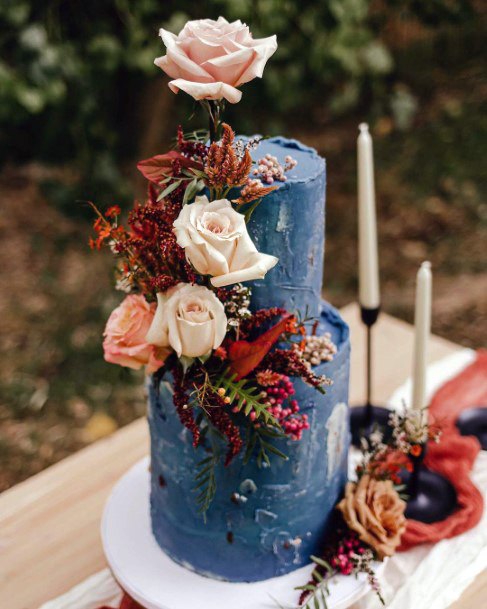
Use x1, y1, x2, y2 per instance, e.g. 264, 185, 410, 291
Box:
0, 0, 479, 203
0, 0, 485, 489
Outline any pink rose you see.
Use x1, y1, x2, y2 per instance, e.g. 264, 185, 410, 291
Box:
103, 295, 168, 374
154, 17, 277, 104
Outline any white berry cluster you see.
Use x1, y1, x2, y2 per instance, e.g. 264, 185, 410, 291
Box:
301, 333, 337, 366
224, 284, 252, 328
253, 153, 297, 184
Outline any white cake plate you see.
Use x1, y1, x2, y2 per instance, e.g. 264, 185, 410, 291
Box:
101, 457, 380, 609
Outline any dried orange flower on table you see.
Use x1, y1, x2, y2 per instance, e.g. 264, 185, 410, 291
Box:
337, 474, 407, 559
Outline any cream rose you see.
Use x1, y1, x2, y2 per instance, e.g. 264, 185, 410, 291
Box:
154, 17, 277, 103
173, 196, 278, 288
145, 283, 227, 358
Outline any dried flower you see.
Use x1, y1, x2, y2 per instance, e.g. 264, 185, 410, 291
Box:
205, 123, 253, 190
261, 347, 332, 390
337, 474, 407, 559
232, 177, 278, 205
256, 369, 283, 387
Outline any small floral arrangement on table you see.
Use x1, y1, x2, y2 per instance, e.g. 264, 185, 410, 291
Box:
91, 17, 333, 517
296, 407, 442, 608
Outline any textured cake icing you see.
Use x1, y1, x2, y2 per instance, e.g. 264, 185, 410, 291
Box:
148, 137, 351, 582
246, 137, 327, 318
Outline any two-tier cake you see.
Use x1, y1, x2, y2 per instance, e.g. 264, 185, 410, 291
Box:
148, 137, 350, 582
96, 15, 351, 588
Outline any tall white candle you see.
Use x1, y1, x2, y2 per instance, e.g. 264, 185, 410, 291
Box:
411, 261, 432, 411
357, 123, 380, 310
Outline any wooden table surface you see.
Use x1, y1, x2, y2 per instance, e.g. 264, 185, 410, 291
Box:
1, 303, 485, 608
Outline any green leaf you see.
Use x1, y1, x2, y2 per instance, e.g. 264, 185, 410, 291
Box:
179, 355, 194, 373
243, 428, 258, 465
193, 451, 218, 518
157, 179, 181, 201
311, 556, 333, 573
182, 177, 197, 205
215, 370, 279, 426
260, 440, 289, 461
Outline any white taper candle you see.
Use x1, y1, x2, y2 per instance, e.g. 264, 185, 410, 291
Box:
412, 261, 432, 411
357, 123, 380, 310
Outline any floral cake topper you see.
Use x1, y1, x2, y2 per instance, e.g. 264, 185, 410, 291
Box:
154, 17, 277, 103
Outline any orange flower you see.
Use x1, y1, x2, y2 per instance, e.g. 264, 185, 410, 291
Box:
232, 178, 278, 205
337, 475, 407, 559
285, 315, 298, 334
105, 205, 121, 218
410, 444, 422, 457
213, 346, 228, 360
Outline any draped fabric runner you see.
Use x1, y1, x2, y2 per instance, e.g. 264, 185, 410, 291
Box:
399, 350, 487, 550
94, 350, 486, 609
100, 597, 142, 609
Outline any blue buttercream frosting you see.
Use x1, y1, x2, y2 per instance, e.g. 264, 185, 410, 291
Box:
245, 137, 326, 319
147, 136, 351, 582
148, 302, 350, 582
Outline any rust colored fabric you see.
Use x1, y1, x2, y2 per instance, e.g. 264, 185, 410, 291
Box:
399, 350, 487, 550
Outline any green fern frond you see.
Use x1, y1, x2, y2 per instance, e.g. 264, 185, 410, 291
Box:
193, 453, 218, 521
216, 370, 278, 426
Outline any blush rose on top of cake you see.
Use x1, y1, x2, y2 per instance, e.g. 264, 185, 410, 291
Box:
90, 16, 426, 607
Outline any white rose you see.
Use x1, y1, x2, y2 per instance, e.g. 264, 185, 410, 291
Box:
145, 283, 227, 358
173, 195, 278, 288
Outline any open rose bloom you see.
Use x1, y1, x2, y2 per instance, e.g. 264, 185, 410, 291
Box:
154, 17, 277, 103
103, 295, 168, 374
337, 474, 407, 559
173, 196, 278, 288
145, 283, 227, 358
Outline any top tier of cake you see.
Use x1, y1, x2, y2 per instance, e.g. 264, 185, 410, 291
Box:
246, 137, 326, 319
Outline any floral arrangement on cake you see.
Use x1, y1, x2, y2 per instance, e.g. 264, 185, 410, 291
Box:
91, 17, 332, 517
90, 16, 443, 606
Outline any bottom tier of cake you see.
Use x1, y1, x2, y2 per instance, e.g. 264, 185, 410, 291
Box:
147, 301, 350, 582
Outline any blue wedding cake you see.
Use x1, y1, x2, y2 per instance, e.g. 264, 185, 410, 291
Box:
148, 137, 351, 582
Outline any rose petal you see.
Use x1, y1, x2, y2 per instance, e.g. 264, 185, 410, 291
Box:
145, 292, 170, 347
167, 79, 242, 103
235, 36, 278, 86
177, 318, 215, 358
202, 47, 255, 86
210, 253, 278, 288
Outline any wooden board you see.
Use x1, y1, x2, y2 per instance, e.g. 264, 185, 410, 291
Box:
1, 304, 480, 609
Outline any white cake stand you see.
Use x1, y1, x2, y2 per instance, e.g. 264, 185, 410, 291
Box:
101, 457, 379, 609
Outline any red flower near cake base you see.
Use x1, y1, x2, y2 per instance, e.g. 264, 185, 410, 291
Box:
228, 314, 292, 380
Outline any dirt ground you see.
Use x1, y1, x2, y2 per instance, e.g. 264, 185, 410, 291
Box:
0, 83, 485, 490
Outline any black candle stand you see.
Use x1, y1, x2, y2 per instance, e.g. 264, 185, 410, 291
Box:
456, 406, 487, 450
350, 306, 393, 446
402, 443, 457, 523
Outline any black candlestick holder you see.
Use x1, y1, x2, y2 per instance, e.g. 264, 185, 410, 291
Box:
456, 406, 487, 450
402, 443, 457, 523
350, 306, 393, 447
